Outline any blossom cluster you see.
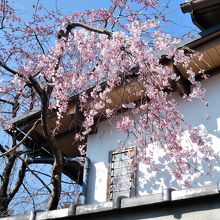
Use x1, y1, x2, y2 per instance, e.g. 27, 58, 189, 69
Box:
0, 0, 214, 182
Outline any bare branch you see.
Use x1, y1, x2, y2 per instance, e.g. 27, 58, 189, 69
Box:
8, 161, 26, 199
0, 60, 19, 76
0, 119, 41, 158
30, 170, 78, 185
17, 156, 52, 194
0, 144, 8, 154
22, 182, 36, 209
33, 0, 40, 22
34, 32, 45, 55
26, 168, 52, 194
0, 0, 6, 30
0, 98, 14, 106
1, 155, 16, 197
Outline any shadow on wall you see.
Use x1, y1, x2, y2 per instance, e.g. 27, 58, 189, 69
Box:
137, 126, 220, 195
137, 155, 220, 195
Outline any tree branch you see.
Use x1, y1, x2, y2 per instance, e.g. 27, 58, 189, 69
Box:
0, 62, 43, 92
0, 144, 7, 154
0, 0, 6, 30
21, 182, 36, 209
0, 119, 41, 158
34, 32, 45, 55
0, 61, 19, 76
0, 98, 14, 106
17, 156, 52, 194
8, 161, 26, 200
58, 21, 113, 39
28, 75, 44, 97
1, 155, 16, 199
26, 168, 51, 194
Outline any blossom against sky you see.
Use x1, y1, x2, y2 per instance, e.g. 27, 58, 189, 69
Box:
11, 0, 199, 38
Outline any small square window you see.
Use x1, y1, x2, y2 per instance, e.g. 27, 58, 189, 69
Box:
107, 147, 136, 201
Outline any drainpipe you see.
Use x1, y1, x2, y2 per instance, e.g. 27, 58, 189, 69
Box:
67, 157, 90, 204
80, 157, 90, 205
26, 156, 90, 205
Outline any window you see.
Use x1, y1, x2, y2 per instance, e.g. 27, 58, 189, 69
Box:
107, 147, 136, 201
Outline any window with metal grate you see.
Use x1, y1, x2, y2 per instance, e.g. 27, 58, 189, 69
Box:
107, 147, 136, 201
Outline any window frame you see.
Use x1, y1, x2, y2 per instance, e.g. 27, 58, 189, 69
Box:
107, 147, 137, 201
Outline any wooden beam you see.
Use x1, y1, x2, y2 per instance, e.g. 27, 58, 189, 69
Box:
160, 55, 191, 97
173, 66, 191, 96
195, 65, 220, 81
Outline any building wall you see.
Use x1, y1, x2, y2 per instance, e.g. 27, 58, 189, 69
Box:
86, 73, 220, 204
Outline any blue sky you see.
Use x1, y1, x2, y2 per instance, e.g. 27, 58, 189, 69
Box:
11, 0, 199, 38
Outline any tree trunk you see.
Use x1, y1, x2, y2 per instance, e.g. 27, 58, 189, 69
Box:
0, 94, 24, 216
0, 155, 16, 216
28, 61, 64, 210
40, 91, 64, 210
48, 158, 63, 210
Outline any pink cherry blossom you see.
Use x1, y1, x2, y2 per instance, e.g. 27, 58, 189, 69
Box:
0, 0, 215, 190
116, 116, 134, 132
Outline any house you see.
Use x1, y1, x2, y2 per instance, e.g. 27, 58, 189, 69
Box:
3, 0, 220, 219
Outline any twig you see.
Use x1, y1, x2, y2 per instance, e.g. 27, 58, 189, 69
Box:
18, 156, 52, 194
22, 182, 36, 209
27, 168, 52, 194
34, 33, 45, 55
0, 119, 41, 157
29, 170, 78, 185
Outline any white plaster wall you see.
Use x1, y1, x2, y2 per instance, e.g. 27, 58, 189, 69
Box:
86, 117, 128, 203
86, 73, 220, 204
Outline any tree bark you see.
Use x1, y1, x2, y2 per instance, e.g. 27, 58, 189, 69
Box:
0, 155, 16, 216
40, 90, 64, 210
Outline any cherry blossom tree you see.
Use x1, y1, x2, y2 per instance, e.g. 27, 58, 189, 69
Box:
0, 0, 216, 214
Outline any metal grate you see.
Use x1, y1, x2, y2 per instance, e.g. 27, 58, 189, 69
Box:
108, 147, 136, 201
